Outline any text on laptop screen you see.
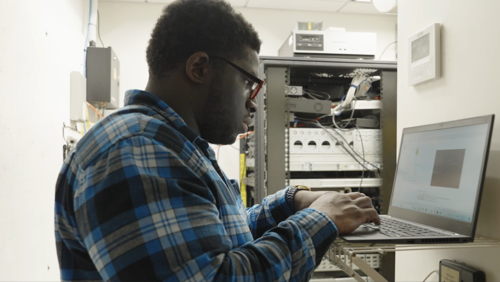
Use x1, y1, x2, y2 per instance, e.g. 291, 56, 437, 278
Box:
391, 123, 489, 223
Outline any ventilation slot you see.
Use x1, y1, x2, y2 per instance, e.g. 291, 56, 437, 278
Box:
421, 238, 461, 243
307, 141, 317, 149
293, 141, 303, 149
321, 141, 331, 149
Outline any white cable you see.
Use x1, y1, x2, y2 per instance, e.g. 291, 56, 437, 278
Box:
304, 90, 330, 101
332, 72, 367, 116
315, 121, 341, 144
332, 96, 358, 131
378, 41, 397, 60
332, 113, 347, 131
304, 92, 320, 100
354, 124, 365, 190
315, 122, 374, 173
422, 270, 439, 282
328, 124, 381, 175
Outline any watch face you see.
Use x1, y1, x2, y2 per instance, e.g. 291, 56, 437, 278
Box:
293, 185, 311, 191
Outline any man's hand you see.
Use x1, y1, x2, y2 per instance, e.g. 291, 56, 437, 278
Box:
309, 192, 380, 235
294, 190, 328, 211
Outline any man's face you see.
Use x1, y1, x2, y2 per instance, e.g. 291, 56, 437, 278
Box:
199, 47, 259, 145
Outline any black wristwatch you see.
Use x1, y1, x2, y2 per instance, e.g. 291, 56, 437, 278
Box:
286, 185, 311, 212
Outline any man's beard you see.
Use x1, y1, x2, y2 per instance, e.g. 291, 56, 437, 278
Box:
198, 80, 240, 145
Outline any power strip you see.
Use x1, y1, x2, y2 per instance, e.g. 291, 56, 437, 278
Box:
315, 253, 380, 272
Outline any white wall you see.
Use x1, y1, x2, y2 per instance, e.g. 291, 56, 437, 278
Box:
396, 1, 500, 281
98, 2, 397, 181
0, 0, 86, 280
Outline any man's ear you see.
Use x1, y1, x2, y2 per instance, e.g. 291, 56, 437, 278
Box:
185, 52, 210, 84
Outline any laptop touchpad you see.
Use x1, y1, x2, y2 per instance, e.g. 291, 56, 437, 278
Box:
350, 225, 379, 235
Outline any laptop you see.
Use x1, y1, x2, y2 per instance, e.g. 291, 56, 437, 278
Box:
341, 114, 495, 244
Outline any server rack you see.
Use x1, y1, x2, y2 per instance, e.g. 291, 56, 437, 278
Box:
241, 56, 397, 280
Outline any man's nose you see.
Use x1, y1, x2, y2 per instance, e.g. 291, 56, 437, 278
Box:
246, 99, 257, 113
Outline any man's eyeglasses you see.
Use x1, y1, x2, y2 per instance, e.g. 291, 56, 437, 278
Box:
210, 55, 264, 100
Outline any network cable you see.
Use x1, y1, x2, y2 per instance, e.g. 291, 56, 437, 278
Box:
326, 124, 381, 176
294, 109, 380, 176
332, 71, 378, 130
354, 123, 365, 190
329, 125, 381, 176
314, 121, 379, 175
332, 96, 357, 130
303, 89, 331, 101
332, 72, 367, 116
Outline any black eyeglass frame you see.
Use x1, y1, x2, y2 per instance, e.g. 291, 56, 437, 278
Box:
210, 55, 264, 100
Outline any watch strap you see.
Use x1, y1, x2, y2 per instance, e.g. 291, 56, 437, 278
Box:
285, 185, 311, 212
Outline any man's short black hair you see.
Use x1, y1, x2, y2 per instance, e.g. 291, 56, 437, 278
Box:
146, 0, 262, 79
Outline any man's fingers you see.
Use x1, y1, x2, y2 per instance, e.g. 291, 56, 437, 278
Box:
347, 192, 365, 200
362, 208, 381, 225
352, 194, 373, 209
311, 191, 381, 234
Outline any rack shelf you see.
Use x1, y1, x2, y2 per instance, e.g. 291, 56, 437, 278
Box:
325, 237, 500, 282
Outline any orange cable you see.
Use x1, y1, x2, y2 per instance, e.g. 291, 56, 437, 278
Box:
212, 131, 255, 150
86, 102, 104, 119
238, 131, 255, 140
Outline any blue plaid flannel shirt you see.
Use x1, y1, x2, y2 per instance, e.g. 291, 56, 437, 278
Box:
55, 90, 337, 281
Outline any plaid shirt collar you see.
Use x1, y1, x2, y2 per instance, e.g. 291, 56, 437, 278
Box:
124, 89, 217, 160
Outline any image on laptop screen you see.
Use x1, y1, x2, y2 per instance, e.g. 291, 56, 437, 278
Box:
390, 123, 490, 223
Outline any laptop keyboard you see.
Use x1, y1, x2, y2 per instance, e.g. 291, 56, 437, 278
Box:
377, 217, 448, 237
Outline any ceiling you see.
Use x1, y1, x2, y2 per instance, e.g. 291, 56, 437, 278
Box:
98, 0, 394, 15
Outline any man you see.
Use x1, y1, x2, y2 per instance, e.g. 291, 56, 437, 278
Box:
55, 0, 380, 281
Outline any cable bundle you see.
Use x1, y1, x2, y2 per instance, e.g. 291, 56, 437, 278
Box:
303, 89, 331, 101
332, 72, 368, 116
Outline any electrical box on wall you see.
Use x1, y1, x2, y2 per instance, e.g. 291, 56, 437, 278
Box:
408, 23, 441, 86
86, 47, 120, 109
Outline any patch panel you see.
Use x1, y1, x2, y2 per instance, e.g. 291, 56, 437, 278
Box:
289, 128, 382, 171
289, 128, 381, 155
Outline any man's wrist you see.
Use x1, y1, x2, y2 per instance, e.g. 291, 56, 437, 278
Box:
294, 190, 311, 211
285, 185, 311, 212
286, 185, 330, 212
294, 190, 328, 211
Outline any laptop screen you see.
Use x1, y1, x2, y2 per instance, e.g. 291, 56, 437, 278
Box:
391, 122, 490, 223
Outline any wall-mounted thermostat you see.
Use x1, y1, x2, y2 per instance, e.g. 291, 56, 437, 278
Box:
408, 23, 441, 86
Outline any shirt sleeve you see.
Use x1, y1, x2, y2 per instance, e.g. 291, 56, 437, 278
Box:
74, 135, 337, 281
245, 188, 297, 239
